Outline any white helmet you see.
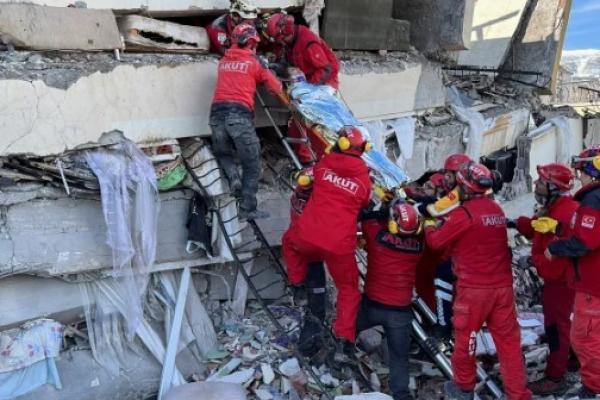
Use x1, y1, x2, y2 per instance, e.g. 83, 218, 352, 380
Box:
230, 0, 259, 19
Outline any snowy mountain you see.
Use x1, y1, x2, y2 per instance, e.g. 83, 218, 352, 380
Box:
561, 49, 600, 78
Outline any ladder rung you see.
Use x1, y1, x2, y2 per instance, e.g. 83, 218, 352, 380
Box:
249, 267, 269, 278
255, 280, 282, 293
284, 137, 309, 144
236, 240, 259, 250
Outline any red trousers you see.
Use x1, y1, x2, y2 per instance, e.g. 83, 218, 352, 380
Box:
452, 286, 532, 400
571, 292, 600, 393
287, 120, 326, 165
542, 281, 575, 379
282, 228, 360, 342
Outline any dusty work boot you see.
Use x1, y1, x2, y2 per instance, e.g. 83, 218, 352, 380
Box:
333, 339, 357, 365
577, 385, 600, 399
443, 381, 474, 400
528, 376, 567, 396
238, 208, 270, 220
229, 178, 242, 199
298, 314, 324, 357
291, 284, 308, 307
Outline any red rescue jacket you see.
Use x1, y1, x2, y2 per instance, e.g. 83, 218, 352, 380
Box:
212, 47, 283, 112
549, 183, 600, 297
288, 25, 340, 89
296, 152, 371, 255
516, 195, 578, 283
425, 197, 513, 288
362, 219, 424, 306
206, 14, 236, 55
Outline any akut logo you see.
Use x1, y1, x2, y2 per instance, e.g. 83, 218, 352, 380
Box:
322, 170, 359, 194
219, 61, 251, 74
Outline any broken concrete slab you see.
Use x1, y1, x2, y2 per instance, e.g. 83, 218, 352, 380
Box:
0, 188, 290, 277
501, 0, 572, 94
456, 0, 529, 68
118, 15, 209, 53
0, 52, 443, 156
0, 3, 122, 51
480, 108, 530, 156
0, 0, 305, 15
340, 56, 445, 121
393, 0, 474, 54
322, 0, 408, 51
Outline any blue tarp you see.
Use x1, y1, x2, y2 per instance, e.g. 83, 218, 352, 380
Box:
289, 82, 408, 188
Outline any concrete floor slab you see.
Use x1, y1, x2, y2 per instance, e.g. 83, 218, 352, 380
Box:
457, 0, 529, 68
0, 3, 122, 51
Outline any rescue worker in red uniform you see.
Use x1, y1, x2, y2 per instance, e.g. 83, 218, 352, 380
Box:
282, 168, 329, 357
425, 163, 531, 400
545, 146, 600, 399
358, 200, 424, 400
210, 23, 287, 220
282, 127, 372, 358
265, 12, 340, 165
513, 163, 578, 396
206, 0, 259, 55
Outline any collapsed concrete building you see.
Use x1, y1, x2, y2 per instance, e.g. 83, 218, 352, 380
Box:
0, 0, 596, 399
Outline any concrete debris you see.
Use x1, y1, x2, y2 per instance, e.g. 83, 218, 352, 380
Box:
334, 393, 393, 400
0, 3, 123, 51
118, 15, 209, 53
164, 382, 247, 400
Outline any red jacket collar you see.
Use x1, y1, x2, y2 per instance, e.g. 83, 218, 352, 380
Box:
575, 181, 600, 201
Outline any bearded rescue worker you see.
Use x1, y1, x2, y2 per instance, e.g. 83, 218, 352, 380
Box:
265, 13, 340, 166
282, 168, 328, 357
206, 0, 259, 55
513, 164, 577, 396
210, 23, 287, 220
545, 146, 600, 399
425, 163, 532, 400
358, 200, 424, 400
282, 127, 372, 360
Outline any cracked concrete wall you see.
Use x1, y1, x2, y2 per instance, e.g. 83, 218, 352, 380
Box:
0, 0, 305, 13
0, 188, 290, 276
0, 55, 445, 156
404, 121, 465, 179
501, 0, 572, 94
393, 0, 474, 54
340, 60, 445, 121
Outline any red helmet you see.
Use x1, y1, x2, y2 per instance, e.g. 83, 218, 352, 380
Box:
336, 126, 372, 156
572, 146, 600, 179
428, 173, 446, 189
444, 154, 472, 172
266, 13, 294, 42
389, 200, 421, 235
536, 163, 574, 192
231, 23, 260, 47
456, 163, 494, 194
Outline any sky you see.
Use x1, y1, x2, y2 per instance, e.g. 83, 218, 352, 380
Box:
564, 0, 600, 50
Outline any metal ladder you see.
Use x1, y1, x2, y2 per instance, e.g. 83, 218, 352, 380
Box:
181, 154, 336, 399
